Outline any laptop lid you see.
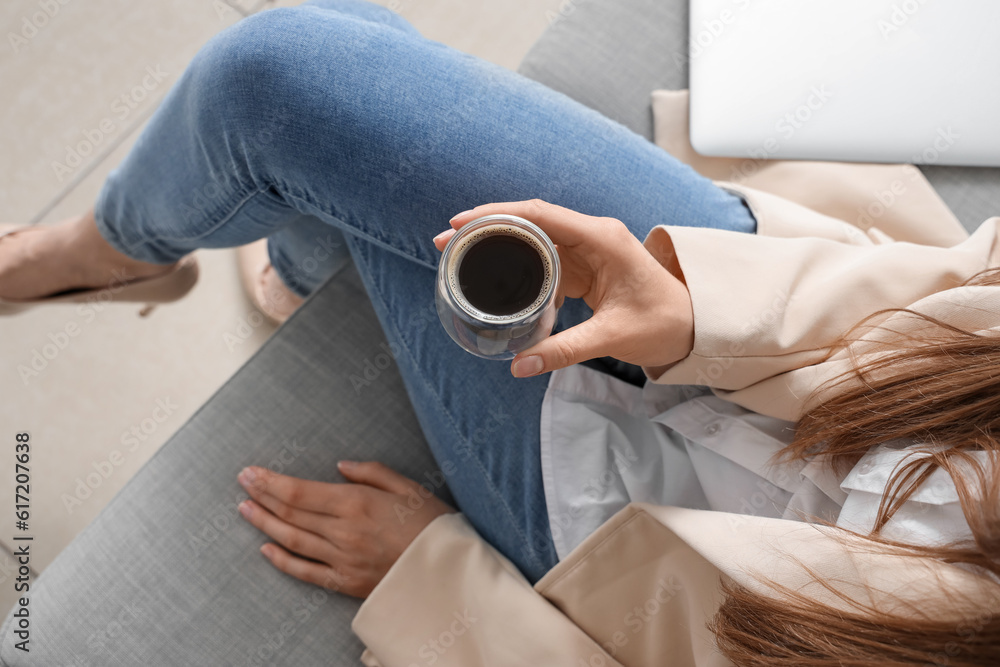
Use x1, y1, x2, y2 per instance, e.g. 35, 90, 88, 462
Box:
688, 0, 1000, 167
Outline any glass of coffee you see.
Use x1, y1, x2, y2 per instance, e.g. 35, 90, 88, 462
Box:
436, 214, 561, 360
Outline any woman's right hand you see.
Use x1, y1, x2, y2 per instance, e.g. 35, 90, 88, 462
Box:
433, 199, 695, 378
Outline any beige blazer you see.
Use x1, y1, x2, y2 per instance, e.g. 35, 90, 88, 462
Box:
350, 90, 999, 666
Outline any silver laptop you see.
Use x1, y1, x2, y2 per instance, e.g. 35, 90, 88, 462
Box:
688, 0, 1000, 167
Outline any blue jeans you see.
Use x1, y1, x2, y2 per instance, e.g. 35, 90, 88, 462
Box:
95, 0, 756, 583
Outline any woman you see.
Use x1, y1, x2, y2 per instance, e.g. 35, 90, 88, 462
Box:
2, 1, 997, 664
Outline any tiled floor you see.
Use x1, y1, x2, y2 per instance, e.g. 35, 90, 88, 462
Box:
0, 0, 562, 617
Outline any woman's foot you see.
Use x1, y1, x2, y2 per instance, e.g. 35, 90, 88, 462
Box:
0, 210, 176, 301
237, 239, 304, 325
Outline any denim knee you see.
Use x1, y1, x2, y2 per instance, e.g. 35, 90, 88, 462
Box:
193, 8, 324, 121
182, 4, 414, 186
198, 2, 416, 105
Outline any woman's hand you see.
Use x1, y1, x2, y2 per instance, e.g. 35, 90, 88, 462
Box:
237, 461, 456, 598
433, 200, 695, 378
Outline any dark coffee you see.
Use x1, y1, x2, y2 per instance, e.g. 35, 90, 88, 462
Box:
457, 233, 546, 316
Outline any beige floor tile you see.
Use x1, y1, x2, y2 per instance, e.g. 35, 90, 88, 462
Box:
0, 6, 272, 572
227, 0, 269, 14
0, 237, 275, 571
0, 0, 242, 224
393, 0, 563, 70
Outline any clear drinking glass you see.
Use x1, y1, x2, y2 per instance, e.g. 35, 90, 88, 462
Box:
435, 214, 561, 360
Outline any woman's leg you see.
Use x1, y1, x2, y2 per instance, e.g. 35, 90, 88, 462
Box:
92, 3, 752, 267
88, 2, 756, 581
265, 214, 353, 297
247, 1, 417, 299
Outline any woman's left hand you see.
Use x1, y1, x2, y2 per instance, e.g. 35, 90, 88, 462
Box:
237, 461, 456, 598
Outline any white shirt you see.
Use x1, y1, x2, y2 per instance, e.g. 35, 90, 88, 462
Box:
540, 364, 978, 560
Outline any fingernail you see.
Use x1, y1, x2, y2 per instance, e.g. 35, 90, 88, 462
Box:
449, 209, 473, 223
512, 355, 543, 378
433, 230, 451, 243
338, 460, 357, 472
238, 467, 256, 486
260, 544, 273, 558
238, 500, 253, 519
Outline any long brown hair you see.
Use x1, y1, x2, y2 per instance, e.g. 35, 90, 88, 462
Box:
710, 268, 1000, 666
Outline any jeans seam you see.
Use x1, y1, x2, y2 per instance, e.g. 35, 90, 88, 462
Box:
348, 238, 547, 575
111, 184, 261, 258
278, 185, 437, 272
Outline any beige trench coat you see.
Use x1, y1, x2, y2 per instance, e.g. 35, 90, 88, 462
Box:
350, 90, 999, 667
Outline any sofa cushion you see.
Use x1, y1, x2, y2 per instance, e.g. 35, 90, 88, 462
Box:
518, 0, 687, 142
0, 265, 446, 666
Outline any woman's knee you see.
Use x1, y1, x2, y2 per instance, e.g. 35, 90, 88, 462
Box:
195, 8, 326, 99
189, 5, 412, 132
197, 3, 414, 90
177, 7, 356, 167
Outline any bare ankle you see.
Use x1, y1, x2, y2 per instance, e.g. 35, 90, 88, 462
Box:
0, 210, 176, 301
71, 209, 173, 284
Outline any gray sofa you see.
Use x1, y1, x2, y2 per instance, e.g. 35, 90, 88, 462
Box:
2, 0, 995, 664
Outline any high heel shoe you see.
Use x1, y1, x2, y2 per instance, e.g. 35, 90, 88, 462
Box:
0, 225, 199, 317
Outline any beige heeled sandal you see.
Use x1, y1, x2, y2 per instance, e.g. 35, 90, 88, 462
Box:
0, 225, 199, 318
